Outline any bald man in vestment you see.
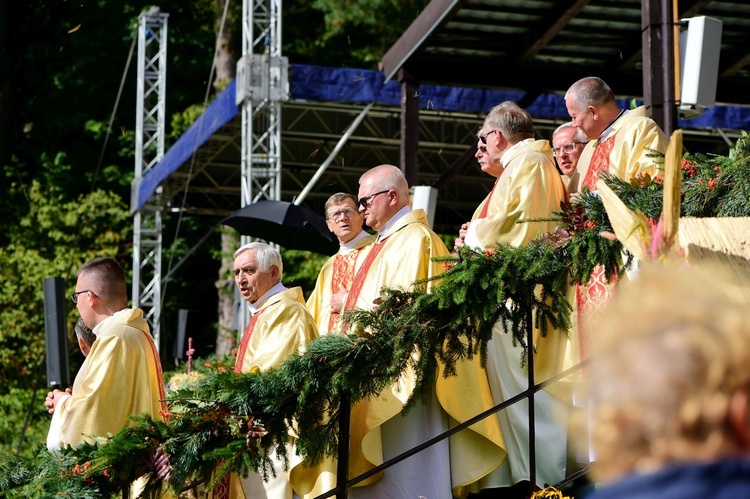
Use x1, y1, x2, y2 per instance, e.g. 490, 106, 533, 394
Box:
341, 164, 452, 499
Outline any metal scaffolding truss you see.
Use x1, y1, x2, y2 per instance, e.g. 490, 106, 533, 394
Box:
238, 0, 288, 208
132, 9, 168, 351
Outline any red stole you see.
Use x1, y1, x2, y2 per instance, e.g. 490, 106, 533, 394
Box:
476, 181, 498, 219
234, 309, 265, 374
215, 309, 266, 499
342, 239, 387, 313
582, 133, 618, 190
576, 135, 619, 364
328, 251, 360, 331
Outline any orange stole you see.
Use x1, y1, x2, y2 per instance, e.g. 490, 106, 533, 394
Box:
477, 180, 498, 219
575, 267, 617, 366
214, 310, 266, 499
233, 309, 265, 374
582, 132, 618, 190
328, 251, 360, 332
342, 239, 386, 312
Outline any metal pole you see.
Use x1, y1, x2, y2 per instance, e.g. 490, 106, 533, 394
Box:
527, 290, 537, 495
294, 103, 373, 206
335, 394, 351, 499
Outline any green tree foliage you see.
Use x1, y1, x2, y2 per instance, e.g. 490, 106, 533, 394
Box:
284, 0, 429, 66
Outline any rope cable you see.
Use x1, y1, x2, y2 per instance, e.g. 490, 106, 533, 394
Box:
161, 0, 233, 304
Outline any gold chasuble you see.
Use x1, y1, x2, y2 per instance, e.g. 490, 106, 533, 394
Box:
573, 106, 668, 193
341, 209, 453, 499
306, 234, 375, 335
442, 139, 568, 496
48, 308, 166, 450
570, 106, 668, 369
214, 287, 319, 499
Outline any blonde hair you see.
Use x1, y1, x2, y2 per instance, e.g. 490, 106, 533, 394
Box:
587, 264, 750, 481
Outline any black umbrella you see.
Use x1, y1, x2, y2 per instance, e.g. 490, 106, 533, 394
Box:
221, 200, 338, 255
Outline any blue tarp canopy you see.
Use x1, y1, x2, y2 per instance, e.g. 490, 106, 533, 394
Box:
137, 64, 750, 209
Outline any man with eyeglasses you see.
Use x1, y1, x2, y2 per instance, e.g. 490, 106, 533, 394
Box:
340, 164, 452, 499
448, 101, 569, 497
552, 122, 588, 193
44, 257, 166, 455
565, 77, 667, 194
306, 193, 374, 337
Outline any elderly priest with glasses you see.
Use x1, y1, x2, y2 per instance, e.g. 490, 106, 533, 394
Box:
337, 164, 453, 499
451, 101, 568, 498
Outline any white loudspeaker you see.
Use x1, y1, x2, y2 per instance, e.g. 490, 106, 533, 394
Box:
411, 186, 439, 228
679, 16, 723, 119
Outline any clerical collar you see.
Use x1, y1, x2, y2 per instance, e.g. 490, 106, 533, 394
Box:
500, 138, 535, 167
92, 308, 130, 337
599, 108, 627, 142
377, 205, 411, 243
247, 282, 287, 315
340, 230, 371, 255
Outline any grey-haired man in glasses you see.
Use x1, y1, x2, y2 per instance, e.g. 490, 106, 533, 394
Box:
552, 122, 588, 194
448, 101, 570, 498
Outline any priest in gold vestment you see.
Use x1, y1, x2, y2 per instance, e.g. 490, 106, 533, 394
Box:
296, 193, 374, 498
45, 257, 166, 452
451, 102, 569, 494
212, 242, 319, 499
341, 164, 452, 498
306, 192, 374, 335
564, 77, 667, 364
564, 77, 668, 464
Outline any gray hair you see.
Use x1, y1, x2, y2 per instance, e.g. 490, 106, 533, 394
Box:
565, 77, 615, 111
552, 122, 587, 143
75, 317, 96, 349
234, 242, 283, 278
483, 101, 535, 141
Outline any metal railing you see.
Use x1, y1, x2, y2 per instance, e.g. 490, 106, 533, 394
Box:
316, 307, 590, 499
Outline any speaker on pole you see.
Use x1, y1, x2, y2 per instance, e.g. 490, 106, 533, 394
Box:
44, 277, 69, 388
173, 308, 190, 360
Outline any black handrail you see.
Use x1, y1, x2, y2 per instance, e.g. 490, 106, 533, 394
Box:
314, 328, 591, 499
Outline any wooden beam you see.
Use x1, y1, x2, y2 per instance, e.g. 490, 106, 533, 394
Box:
380, 0, 466, 82
518, 0, 593, 62
641, 0, 677, 136
431, 144, 477, 190
400, 69, 420, 186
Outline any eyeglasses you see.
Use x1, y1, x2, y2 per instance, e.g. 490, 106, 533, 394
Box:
358, 190, 389, 208
479, 130, 497, 144
71, 290, 99, 304
552, 141, 587, 156
326, 207, 357, 221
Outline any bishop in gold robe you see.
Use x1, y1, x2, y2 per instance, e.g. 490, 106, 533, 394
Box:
212, 242, 319, 499
342, 164, 452, 499
451, 102, 569, 494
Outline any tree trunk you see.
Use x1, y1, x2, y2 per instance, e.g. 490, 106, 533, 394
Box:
213, 0, 241, 92
215, 229, 239, 358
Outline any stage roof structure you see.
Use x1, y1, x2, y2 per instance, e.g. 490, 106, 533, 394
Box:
380, 0, 750, 105
140, 1, 750, 235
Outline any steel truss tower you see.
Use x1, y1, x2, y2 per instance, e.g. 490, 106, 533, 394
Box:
132, 9, 168, 351
235, 0, 289, 329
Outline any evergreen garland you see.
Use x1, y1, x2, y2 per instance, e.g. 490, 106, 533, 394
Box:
3, 149, 747, 497
682, 131, 750, 217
